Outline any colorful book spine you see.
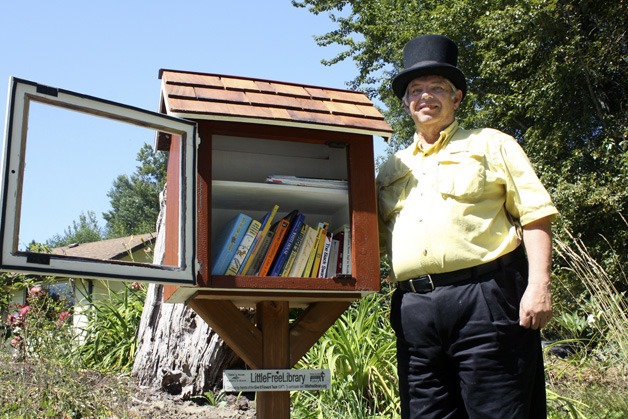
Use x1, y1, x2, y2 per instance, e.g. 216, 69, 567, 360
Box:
288, 226, 318, 277
280, 224, 308, 277
309, 222, 329, 278
317, 233, 332, 278
269, 212, 305, 276
210, 213, 253, 275
224, 219, 261, 276
248, 229, 274, 275
258, 218, 291, 277
241, 205, 279, 275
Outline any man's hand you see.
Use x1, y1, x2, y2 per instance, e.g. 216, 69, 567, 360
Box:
519, 280, 552, 329
521, 216, 554, 329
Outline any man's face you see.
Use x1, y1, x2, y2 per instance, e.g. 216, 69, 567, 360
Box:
403, 75, 462, 130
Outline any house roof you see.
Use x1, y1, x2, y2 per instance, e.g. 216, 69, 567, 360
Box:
158, 69, 393, 139
51, 233, 156, 261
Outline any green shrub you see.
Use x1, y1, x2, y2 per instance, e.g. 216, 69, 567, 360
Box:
77, 282, 146, 372
546, 231, 627, 418
292, 288, 400, 418
0, 277, 134, 417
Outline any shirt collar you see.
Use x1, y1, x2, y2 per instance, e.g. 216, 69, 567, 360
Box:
413, 121, 460, 155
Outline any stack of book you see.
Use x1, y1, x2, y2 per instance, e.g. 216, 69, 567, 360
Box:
210, 206, 351, 278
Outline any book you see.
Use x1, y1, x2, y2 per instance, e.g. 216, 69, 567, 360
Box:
248, 228, 275, 276
265, 175, 348, 190
210, 213, 252, 275
257, 217, 291, 277
269, 211, 305, 276
288, 225, 318, 277
334, 224, 352, 275
317, 233, 333, 278
334, 231, 344, 276
224, 219, 261, 275
280, 224, 308, 276
309, 222, 330, 278
241, 205, 279, 275
327, 237, 340, 277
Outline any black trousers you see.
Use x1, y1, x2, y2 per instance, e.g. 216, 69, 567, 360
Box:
390, 250, 547, 418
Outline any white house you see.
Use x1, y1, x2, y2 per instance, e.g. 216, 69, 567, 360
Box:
6, 233, 155, 331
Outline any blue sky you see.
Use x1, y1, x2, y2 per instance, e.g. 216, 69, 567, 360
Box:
0, 1, 389, 245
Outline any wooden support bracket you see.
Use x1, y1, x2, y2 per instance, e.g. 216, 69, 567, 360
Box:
187, 297, 355, 418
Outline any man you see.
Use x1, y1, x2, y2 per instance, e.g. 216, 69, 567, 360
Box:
377, 34, 558, 418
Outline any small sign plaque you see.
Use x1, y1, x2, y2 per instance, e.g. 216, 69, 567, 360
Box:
223, 369, 331, 392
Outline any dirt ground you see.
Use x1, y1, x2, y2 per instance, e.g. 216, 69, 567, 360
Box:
128, 387, 256, 418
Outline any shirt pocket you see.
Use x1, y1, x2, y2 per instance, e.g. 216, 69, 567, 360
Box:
437, 151, 486, 202
378, 169, 413, 222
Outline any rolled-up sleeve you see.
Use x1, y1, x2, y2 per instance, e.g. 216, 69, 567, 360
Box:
496, 137, 558, 226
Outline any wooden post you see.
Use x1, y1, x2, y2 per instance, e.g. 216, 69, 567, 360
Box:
256, 301, 290, 418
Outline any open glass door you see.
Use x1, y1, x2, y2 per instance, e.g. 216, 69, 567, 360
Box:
0, 77, 197, 284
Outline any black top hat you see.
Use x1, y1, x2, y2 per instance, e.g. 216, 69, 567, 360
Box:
392, 34, 467, 99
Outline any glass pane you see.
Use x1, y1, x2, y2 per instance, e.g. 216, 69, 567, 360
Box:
20, 101, 161, 253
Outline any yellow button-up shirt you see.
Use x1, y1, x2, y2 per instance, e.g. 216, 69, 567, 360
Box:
376, 121, 558, 282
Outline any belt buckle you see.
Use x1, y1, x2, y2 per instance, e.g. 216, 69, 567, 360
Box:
410, 274, 434, 293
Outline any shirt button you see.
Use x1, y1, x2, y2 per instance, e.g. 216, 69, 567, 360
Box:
423, 250, 428, 256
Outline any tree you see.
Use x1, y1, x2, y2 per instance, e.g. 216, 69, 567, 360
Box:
103, 143, 168, 238
293, 0, 627, 289
44, 210, 103, 248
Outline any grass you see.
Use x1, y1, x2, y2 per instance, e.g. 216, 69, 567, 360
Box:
0, 347, 134, 417
545, 230, 627, 418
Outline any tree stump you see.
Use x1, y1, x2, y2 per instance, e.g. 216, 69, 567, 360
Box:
131, 283, 243, 397
131, 188, 243, 397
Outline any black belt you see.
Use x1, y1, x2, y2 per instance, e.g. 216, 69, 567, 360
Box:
397, 251, 516, 293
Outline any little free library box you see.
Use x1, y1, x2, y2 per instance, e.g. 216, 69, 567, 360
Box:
155, 69, 392, 306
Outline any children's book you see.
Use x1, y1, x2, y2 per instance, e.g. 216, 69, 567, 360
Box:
317, 233, 332, 278
210, 213, 252, 275
257, 216, 291, 277
280, 223, 308, 277
269, 210, 305, 277
248, 227, 275, 276
309, 222, 329, 278
288, 225, 318, 277
240, 205, 279, 275
224, 219, 261, 276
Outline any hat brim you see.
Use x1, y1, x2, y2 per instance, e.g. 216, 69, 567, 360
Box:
392, 63, 467, 99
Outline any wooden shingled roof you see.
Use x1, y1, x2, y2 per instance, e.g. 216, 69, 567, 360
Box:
158, 69, 392, 139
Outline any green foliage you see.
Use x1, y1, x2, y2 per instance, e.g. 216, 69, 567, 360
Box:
292, 289, 400, 418
545, 232, 627, 417
553, 231, 627, 359
0, 273, 34, 317
77, 282, 146, 372
0, 350, 134, 417
0, 276, 140, 416
45, 210, 104, 248
103, 143, 167, 238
